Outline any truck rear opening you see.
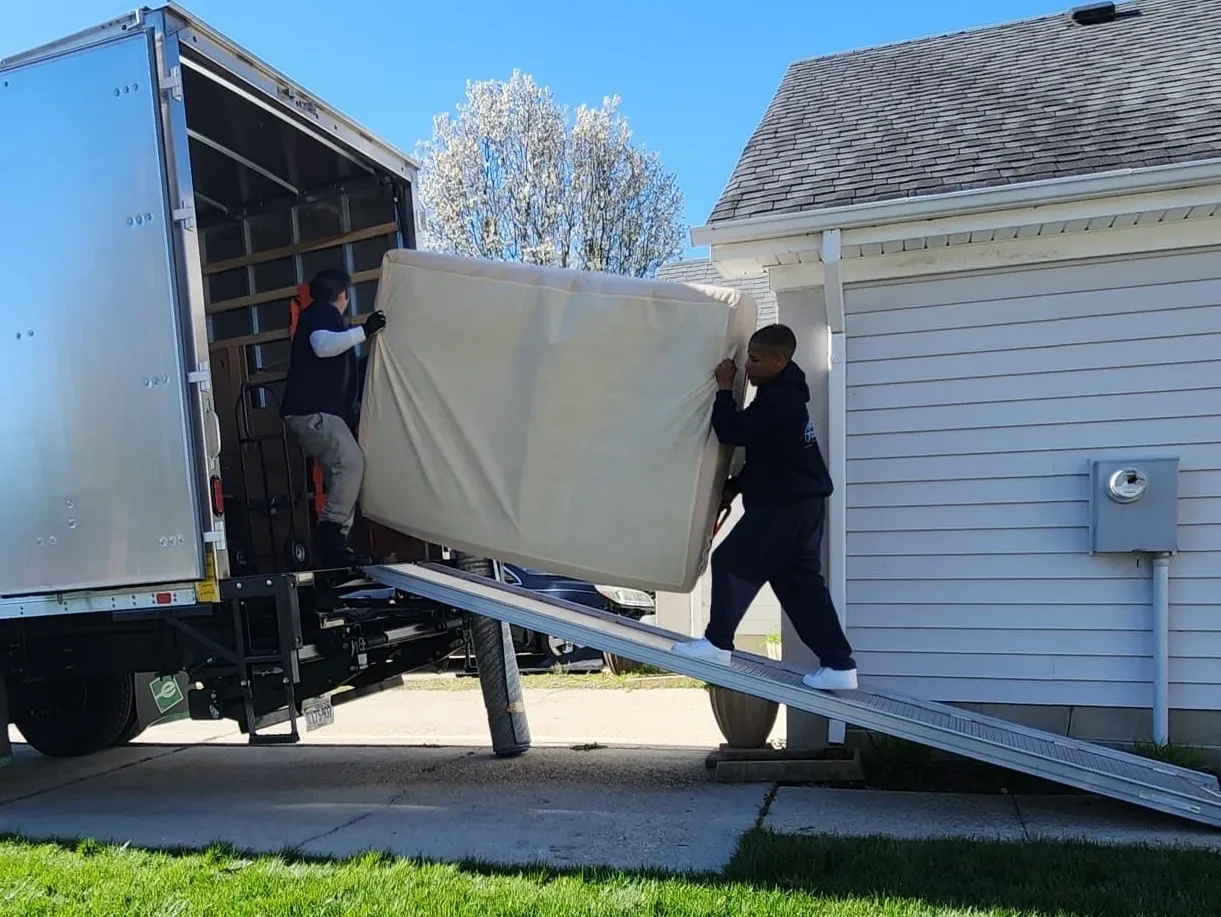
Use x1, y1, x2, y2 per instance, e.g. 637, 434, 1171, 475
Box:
181, 56, 411, 577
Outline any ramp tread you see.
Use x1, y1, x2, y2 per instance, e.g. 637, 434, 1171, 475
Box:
366, 562, 1221, 828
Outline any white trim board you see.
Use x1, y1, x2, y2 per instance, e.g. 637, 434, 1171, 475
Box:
692, 158, 1221, 248
710, 190, 1221, 279
765, 215, 1221, 291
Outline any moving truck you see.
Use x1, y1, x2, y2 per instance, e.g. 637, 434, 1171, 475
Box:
0, 4, 527, 759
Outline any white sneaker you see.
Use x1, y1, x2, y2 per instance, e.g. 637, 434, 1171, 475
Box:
803, 667, 858, 691
670, 637, 732, 665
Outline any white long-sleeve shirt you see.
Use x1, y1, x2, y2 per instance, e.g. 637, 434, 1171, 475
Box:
309, 325, 366, 358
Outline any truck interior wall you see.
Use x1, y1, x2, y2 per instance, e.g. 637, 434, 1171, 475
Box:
176, 62, 415, 574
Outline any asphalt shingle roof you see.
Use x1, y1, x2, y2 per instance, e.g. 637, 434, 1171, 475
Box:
709, 0, 1221, 223
656, 258, 779, 327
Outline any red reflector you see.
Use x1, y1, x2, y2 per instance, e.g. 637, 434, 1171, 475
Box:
210, 476, 224, 516
155, 592, 173, 605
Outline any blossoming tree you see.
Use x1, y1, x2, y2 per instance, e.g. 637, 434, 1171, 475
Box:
417, 70, 685, 278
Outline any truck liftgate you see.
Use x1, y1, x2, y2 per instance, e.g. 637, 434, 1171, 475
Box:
365, 562, 1221, 831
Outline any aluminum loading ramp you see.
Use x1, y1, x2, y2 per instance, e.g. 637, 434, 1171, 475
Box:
365, 562, 1221, 830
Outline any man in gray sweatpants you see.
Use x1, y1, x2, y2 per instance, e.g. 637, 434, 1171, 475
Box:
280, 268, 387, 567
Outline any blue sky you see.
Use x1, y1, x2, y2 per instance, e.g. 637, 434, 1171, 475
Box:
3, 0, 1072, 257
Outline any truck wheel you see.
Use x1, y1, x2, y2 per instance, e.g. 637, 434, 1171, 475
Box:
12, 674, 136, 758
111, 704, 147, 747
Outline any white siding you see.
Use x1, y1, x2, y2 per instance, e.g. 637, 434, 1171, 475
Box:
656, 258, 780, 326
657, 258, 782, 641
844, 248, 1221, 710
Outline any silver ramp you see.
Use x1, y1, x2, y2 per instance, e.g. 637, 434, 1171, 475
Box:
366, 562, 1221, 829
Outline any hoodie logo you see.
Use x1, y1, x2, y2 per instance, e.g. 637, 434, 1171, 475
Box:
803, 419, 816, 447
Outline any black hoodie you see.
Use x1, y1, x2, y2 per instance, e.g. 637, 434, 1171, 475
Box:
711, 361, 834, 509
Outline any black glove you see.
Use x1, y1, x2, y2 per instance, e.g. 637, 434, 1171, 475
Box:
364, 310, 387, 337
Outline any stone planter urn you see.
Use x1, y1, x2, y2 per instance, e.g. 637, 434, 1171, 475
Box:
707, 685, 779, 749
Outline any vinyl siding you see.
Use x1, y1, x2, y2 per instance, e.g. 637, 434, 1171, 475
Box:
657, 258, 781, 639
843, 247, 1221, 710
656, 258, 780, 326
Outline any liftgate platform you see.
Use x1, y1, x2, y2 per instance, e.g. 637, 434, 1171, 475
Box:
365, 562, 1221, 830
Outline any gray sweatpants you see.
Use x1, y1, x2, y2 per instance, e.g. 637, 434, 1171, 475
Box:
284, 412, 365, 535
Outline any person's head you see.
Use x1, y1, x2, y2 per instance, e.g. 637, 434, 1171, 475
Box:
309, 269, 351, 311
745, 323, 797, 385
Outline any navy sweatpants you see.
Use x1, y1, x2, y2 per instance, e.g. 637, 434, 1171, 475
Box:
706, 498, 856, 670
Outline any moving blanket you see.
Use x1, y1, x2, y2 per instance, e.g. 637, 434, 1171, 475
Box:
358, 249, 757, 592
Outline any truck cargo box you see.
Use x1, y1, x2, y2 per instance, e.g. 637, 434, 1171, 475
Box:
0, 4, 416, 599
358, 250, 757, 592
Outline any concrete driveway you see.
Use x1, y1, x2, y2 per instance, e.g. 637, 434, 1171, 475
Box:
1, 683, 1217, 870
1, 684, 772, 872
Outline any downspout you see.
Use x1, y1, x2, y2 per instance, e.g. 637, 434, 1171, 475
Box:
1152, 553, 1170, 745
821, 229, 849, 746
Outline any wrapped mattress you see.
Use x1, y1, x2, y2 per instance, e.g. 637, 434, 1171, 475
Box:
358, 249, 757, 592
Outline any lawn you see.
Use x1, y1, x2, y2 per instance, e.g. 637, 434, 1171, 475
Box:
1, 828, 1217, 917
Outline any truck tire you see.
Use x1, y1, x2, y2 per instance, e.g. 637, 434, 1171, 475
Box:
12, 674, 136, 758
111, 704, 147, 747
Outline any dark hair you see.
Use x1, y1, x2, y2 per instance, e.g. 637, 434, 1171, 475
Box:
750, 323, 797, 359
309, 268, 351, 305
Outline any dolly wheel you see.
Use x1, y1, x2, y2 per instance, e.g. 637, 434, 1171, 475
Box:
285, 537, 310, 570
603, 651, 648, 676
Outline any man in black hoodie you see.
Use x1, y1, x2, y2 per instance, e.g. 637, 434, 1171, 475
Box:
671, 324, 858, 691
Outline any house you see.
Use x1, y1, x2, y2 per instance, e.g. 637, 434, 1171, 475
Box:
687, 0, 1221, 752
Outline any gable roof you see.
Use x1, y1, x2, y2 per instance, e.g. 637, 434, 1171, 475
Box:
709, 0, 1221, 224
657, 258, 778, 327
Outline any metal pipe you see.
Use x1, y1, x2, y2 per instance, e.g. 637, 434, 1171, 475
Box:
822, 229, 848, 747
187, 128, 300, 196
177, 54, 372, 172
1152, 553, 1171, 745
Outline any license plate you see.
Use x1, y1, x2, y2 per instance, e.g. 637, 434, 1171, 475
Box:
301, 696, 335, 732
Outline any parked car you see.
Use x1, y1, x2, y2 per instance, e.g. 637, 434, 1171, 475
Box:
498, 564, 656, 672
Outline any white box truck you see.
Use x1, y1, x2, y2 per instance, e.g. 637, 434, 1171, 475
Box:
0, 4, 529, 761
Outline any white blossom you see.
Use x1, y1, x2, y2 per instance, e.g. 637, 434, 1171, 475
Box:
417, 71, 685, 277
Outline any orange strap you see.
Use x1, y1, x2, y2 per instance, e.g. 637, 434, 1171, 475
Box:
287, 284, 328, 517
288, 282, 310, 338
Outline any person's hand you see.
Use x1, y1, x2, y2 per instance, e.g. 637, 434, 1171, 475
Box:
719, 478, 740, 511
714, 358, 736, 390
364, 310, 387, 337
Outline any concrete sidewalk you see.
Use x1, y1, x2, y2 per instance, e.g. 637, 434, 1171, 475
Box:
142, 683, 759, 750
0, 684, 1216, 871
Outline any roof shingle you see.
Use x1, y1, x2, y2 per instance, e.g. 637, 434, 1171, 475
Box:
709, 0, 1221, 223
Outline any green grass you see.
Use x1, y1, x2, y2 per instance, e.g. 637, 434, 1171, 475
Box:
0, 829, 1218, 916
399, 671, 703, 691
1130, 740, 1211, 772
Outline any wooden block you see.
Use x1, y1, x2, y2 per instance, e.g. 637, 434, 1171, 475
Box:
713, 748, 863, 784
